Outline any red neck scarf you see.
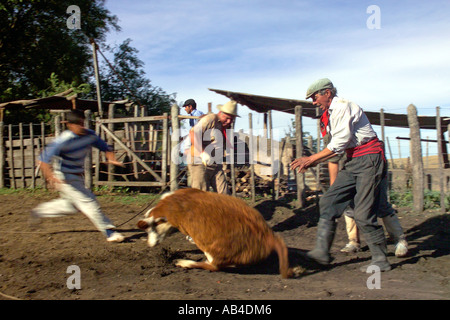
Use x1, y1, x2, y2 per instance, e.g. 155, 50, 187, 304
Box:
320, 110, 330, 137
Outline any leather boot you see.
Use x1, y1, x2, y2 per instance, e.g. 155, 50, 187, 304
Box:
382, 213, 408, 257
360, 227, 391, 272
306, 218, 337, 265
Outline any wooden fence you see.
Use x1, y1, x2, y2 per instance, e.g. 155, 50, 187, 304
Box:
0, 103, 449, 212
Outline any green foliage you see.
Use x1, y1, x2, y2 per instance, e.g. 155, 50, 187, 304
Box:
389, 190, 414, 207
1, 1, 175, 124
39, 72, 91, 98
0, 0, 119, 121
389, 190, 450, 210
99, 38, 176, 116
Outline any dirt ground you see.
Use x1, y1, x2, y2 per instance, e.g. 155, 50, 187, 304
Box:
0, 189, 448, 301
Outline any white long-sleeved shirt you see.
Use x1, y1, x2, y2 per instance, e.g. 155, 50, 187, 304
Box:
326, 97, 378, 155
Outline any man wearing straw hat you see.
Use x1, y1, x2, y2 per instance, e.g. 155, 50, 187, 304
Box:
188, 100, 239, 194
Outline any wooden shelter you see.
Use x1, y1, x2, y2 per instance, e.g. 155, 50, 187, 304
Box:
0, 89, 132, 120
209, 88, 450, 130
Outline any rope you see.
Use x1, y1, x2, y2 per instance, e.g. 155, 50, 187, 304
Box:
114, 167, 188, 228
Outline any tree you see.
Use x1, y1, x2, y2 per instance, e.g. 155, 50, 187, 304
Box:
99, 38, 175, 116
0, 0, 119, 104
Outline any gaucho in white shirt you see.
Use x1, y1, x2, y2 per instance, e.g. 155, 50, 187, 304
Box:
290, 78, 391, 272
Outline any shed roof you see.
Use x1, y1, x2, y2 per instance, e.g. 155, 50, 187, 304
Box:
0, 89, 132, 121
209, 88, 449, 131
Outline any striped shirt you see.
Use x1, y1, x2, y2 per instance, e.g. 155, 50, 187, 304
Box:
39, 129, 110, 174
326, 97, 378, 155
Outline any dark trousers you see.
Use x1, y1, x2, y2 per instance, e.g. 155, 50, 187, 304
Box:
319, 153, 386, 234
344, 167, 395, 219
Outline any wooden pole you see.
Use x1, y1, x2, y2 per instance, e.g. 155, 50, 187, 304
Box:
436, 107, 446, 213
94, 118, 100, 186
8, 124, 15, 189
268, 110, 274, 200
276, 138, 286, 200
249, 113, 256, 204
263, 113, 268, 139
30, 123, 35, 189
19, 123, 25, 188
385, 137, 395, 169
170, 104, 179, 191
84, 110, 93, 189
91, 40, 104, 118
295, 105, 305, 208
40, 122, 47, 189
162, 112, 168, 190
107, 104, 115, 182
230, 121, 236, 197
380, 108, 389, 200
54, 115, 61, 137
0, 121, 4, 188
407, 104, 424, 212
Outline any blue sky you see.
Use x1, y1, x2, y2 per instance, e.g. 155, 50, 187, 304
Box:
102, 0, 450, 159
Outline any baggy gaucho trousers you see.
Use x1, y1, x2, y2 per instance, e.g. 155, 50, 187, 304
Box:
319, 152, 386, 234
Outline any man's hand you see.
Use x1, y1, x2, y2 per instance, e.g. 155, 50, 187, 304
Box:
290, 156, 316, 173
105, 151, 125, 167
46, 175, 64, 191
107, 160, 125, 167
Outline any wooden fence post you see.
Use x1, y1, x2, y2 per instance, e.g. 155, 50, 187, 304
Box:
54, 115, 61, 137
295, 105, 305, 208
170, 104, 179, 191
30, 123, 35, 189
436, 107, 446, 213
386, 137, 395, 169
0, 121, 4, 188
162, 112, 168, 190
249, 113, 256, 204
94, 117, 100, 186
8, 124, 15, 189
84, 110, 93, 189
268, 110, 274, 200
107, 104, 115, 182
407, 104, 424, 212
230, 121, 236, 197
316, 116, 322, 192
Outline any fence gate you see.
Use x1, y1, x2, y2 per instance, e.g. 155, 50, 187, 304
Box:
93, 114, 170, 189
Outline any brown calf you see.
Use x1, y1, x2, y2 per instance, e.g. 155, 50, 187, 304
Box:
137, 188, 292, 278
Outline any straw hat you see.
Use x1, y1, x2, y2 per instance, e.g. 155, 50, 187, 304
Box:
217, 100, 240, 117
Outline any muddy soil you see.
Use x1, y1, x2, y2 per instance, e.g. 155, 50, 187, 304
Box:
0, 190, 448, 302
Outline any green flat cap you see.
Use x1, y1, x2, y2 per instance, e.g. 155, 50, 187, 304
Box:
305, 78, 334, 99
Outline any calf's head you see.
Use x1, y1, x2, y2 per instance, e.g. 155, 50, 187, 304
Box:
137, 209, 173, 247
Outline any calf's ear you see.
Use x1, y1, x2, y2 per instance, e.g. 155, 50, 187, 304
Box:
137, 220, 149, 230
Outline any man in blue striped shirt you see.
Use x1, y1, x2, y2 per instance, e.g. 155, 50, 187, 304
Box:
31, 110, 125, 243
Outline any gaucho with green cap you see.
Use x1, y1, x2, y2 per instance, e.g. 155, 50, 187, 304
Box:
291, 78, 393, 273
305, 78, 335, 99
